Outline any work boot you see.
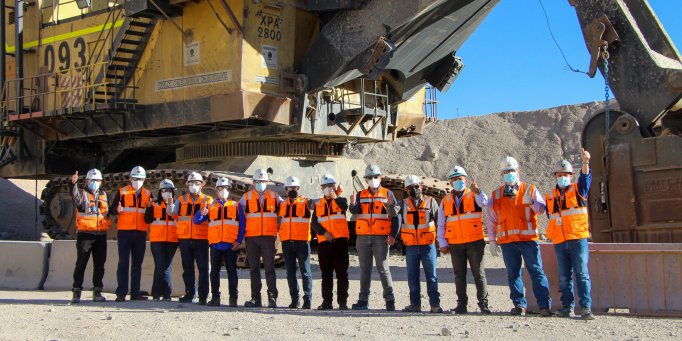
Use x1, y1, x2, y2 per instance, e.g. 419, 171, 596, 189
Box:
453, 305, 468, 314
70, 288, 82, 304
288, 299, 300, 309
351, 300, 368, 310
130, 294, 148, 301
385, 301, 395, 312
317, 301, 333, 310
479, 303, 492, 315
430, 306, 444, 314
402, 305, 421, 313
302, 299, 311, 310
228, 297, 238, 308
198, 297, 207, 305
581, 308, 595, 320
539, 307, 553, 317
267, 293, 277, 308
207, 295, 221, 306
244, 296, 262, 308
338, 302, 349, 311
178, 292, 195, 303
162, 296, 172, 302
115, 295, 126, 302
510, 305, 526, 316
93, 287, 107, 303
557, 306, 575, 318
152, 296, 160, 301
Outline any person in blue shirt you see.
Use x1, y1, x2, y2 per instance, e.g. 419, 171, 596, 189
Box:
194, 177, 245, 307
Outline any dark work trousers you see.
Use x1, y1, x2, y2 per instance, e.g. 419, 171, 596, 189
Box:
210, 246, 239, 299
448, 239, 489, 307
116, 230, 147, 296
317, 238, 350, 305
245, 236, 278, 299
179, 238, 210, 299
282, 241, 313, 304
151, 241, 179, 299
73, 232, 108, 289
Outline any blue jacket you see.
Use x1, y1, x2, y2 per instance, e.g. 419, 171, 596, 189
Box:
193, 199, 246, 250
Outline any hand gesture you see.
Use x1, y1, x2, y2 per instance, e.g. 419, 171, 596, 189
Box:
386, 236, 396, 246
231, 242, 241, 250
581, 148, 591, 164
470, 177, 480, 194
439, 247, 449, 255
165, 193, 173, 205
335, 184, 343, 195
489, 241, 501, 257
117, 205, 123, 213
201, 206, 209, 216
71, 171, 79, 184
329, 188, 338, 200
350, 191, 357, 205
324, 231, 334, 241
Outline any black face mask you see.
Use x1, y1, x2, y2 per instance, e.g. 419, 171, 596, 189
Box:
287, 190, 298, 199
409, 187, 421, 198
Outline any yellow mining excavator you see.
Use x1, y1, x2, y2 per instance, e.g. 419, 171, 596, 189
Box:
1, 0, 680, 247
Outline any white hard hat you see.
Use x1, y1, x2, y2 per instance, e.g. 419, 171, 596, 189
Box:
187, 172, 204, 183
253, 168, 269, 181
86, 168, 103, 180
364, 164, 382, 177
500, 156, 519, 171
555, 160, 574, 174
216, 177, 232, 188
321, 174, 337, 186
448, 166, 467, 179
285, 176, 300, 187
404, 175, 422, 188
159, 179, 175, 190
130, 166, 146, 179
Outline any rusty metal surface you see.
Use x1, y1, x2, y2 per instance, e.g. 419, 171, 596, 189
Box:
524, 243, 682, 316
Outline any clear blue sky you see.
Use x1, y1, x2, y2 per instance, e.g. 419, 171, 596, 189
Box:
437, 0, 682, 119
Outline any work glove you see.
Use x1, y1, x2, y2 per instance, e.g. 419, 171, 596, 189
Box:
489, 241, 501, 257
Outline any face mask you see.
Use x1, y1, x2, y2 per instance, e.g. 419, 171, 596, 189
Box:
161, 192, 172, 201
287, 190, 298, 199
255, 182, 267, 192
503, 171, 518, 185
323, 187, 333, 197
88, 181, 100, 192
188, 184, 201, 194
451, 179, 466, 192
408, 187, 421, 198
131, 180, 144, 190
557, 176, 571, 188
218, 189, 229, 199
368, 178, 381, 189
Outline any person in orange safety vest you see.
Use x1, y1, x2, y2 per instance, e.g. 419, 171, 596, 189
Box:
144, 179, 179, 301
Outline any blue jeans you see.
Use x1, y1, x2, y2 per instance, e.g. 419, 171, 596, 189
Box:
116, 230, 147, 296
179, 239, 210, 299
150, 242, 178, 299
554, 238, 592, 309
500, 241, 551, 309
282, 241, 312, 303
405, 244, 440, 307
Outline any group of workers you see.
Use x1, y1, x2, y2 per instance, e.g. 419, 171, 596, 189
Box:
67, 148, 595, 320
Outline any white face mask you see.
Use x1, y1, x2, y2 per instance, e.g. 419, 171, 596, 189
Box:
218, 188, 229, 199
161, 192, 172, 201
188, 184, 201, 194
255, 182, 267, 193
323, 187, 333, 197
131, 180, 144, 190
368, 178, 381, 189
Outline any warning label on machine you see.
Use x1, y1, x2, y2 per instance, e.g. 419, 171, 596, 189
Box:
261, 45, 278, 69
184, 41, 200, 66
156, 70, 232, 91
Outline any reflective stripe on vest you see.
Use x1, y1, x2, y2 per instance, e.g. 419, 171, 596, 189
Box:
149, 202, 178, 242
75, 189, 111, 232
442, 189, 484, 244
545, 183, 590, 244
116, 185, 151, 232
244, 190, 279, 237
355, 187, 392, 236
315, 197, 349, 242
278, 197, 311, 242
176, 193, 212, 240
492, 182, 538, 244
400, 196, 436, 246
207, 200, 240, 244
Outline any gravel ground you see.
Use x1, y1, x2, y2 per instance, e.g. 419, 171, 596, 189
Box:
1, 247, 680, 340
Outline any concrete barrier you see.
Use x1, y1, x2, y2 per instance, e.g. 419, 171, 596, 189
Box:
44, 240, 187, 296
524, 243, 682, 316
0, 241, 50, 290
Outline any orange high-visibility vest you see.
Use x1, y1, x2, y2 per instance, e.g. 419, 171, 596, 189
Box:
401, 196, 436, 246
116, 185, 151, 232
207, 200, 240, 245
176, 193, 212, 240
315, 197, 349, 242
355, 187, 392, 236
442, 189, 484, 244
545, 183, 590, 244
278, 197, 311, 242
491, 182, 539, 244
244, 189, 278, 237
149, 202, 178, 243
75, 189, 111, 232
